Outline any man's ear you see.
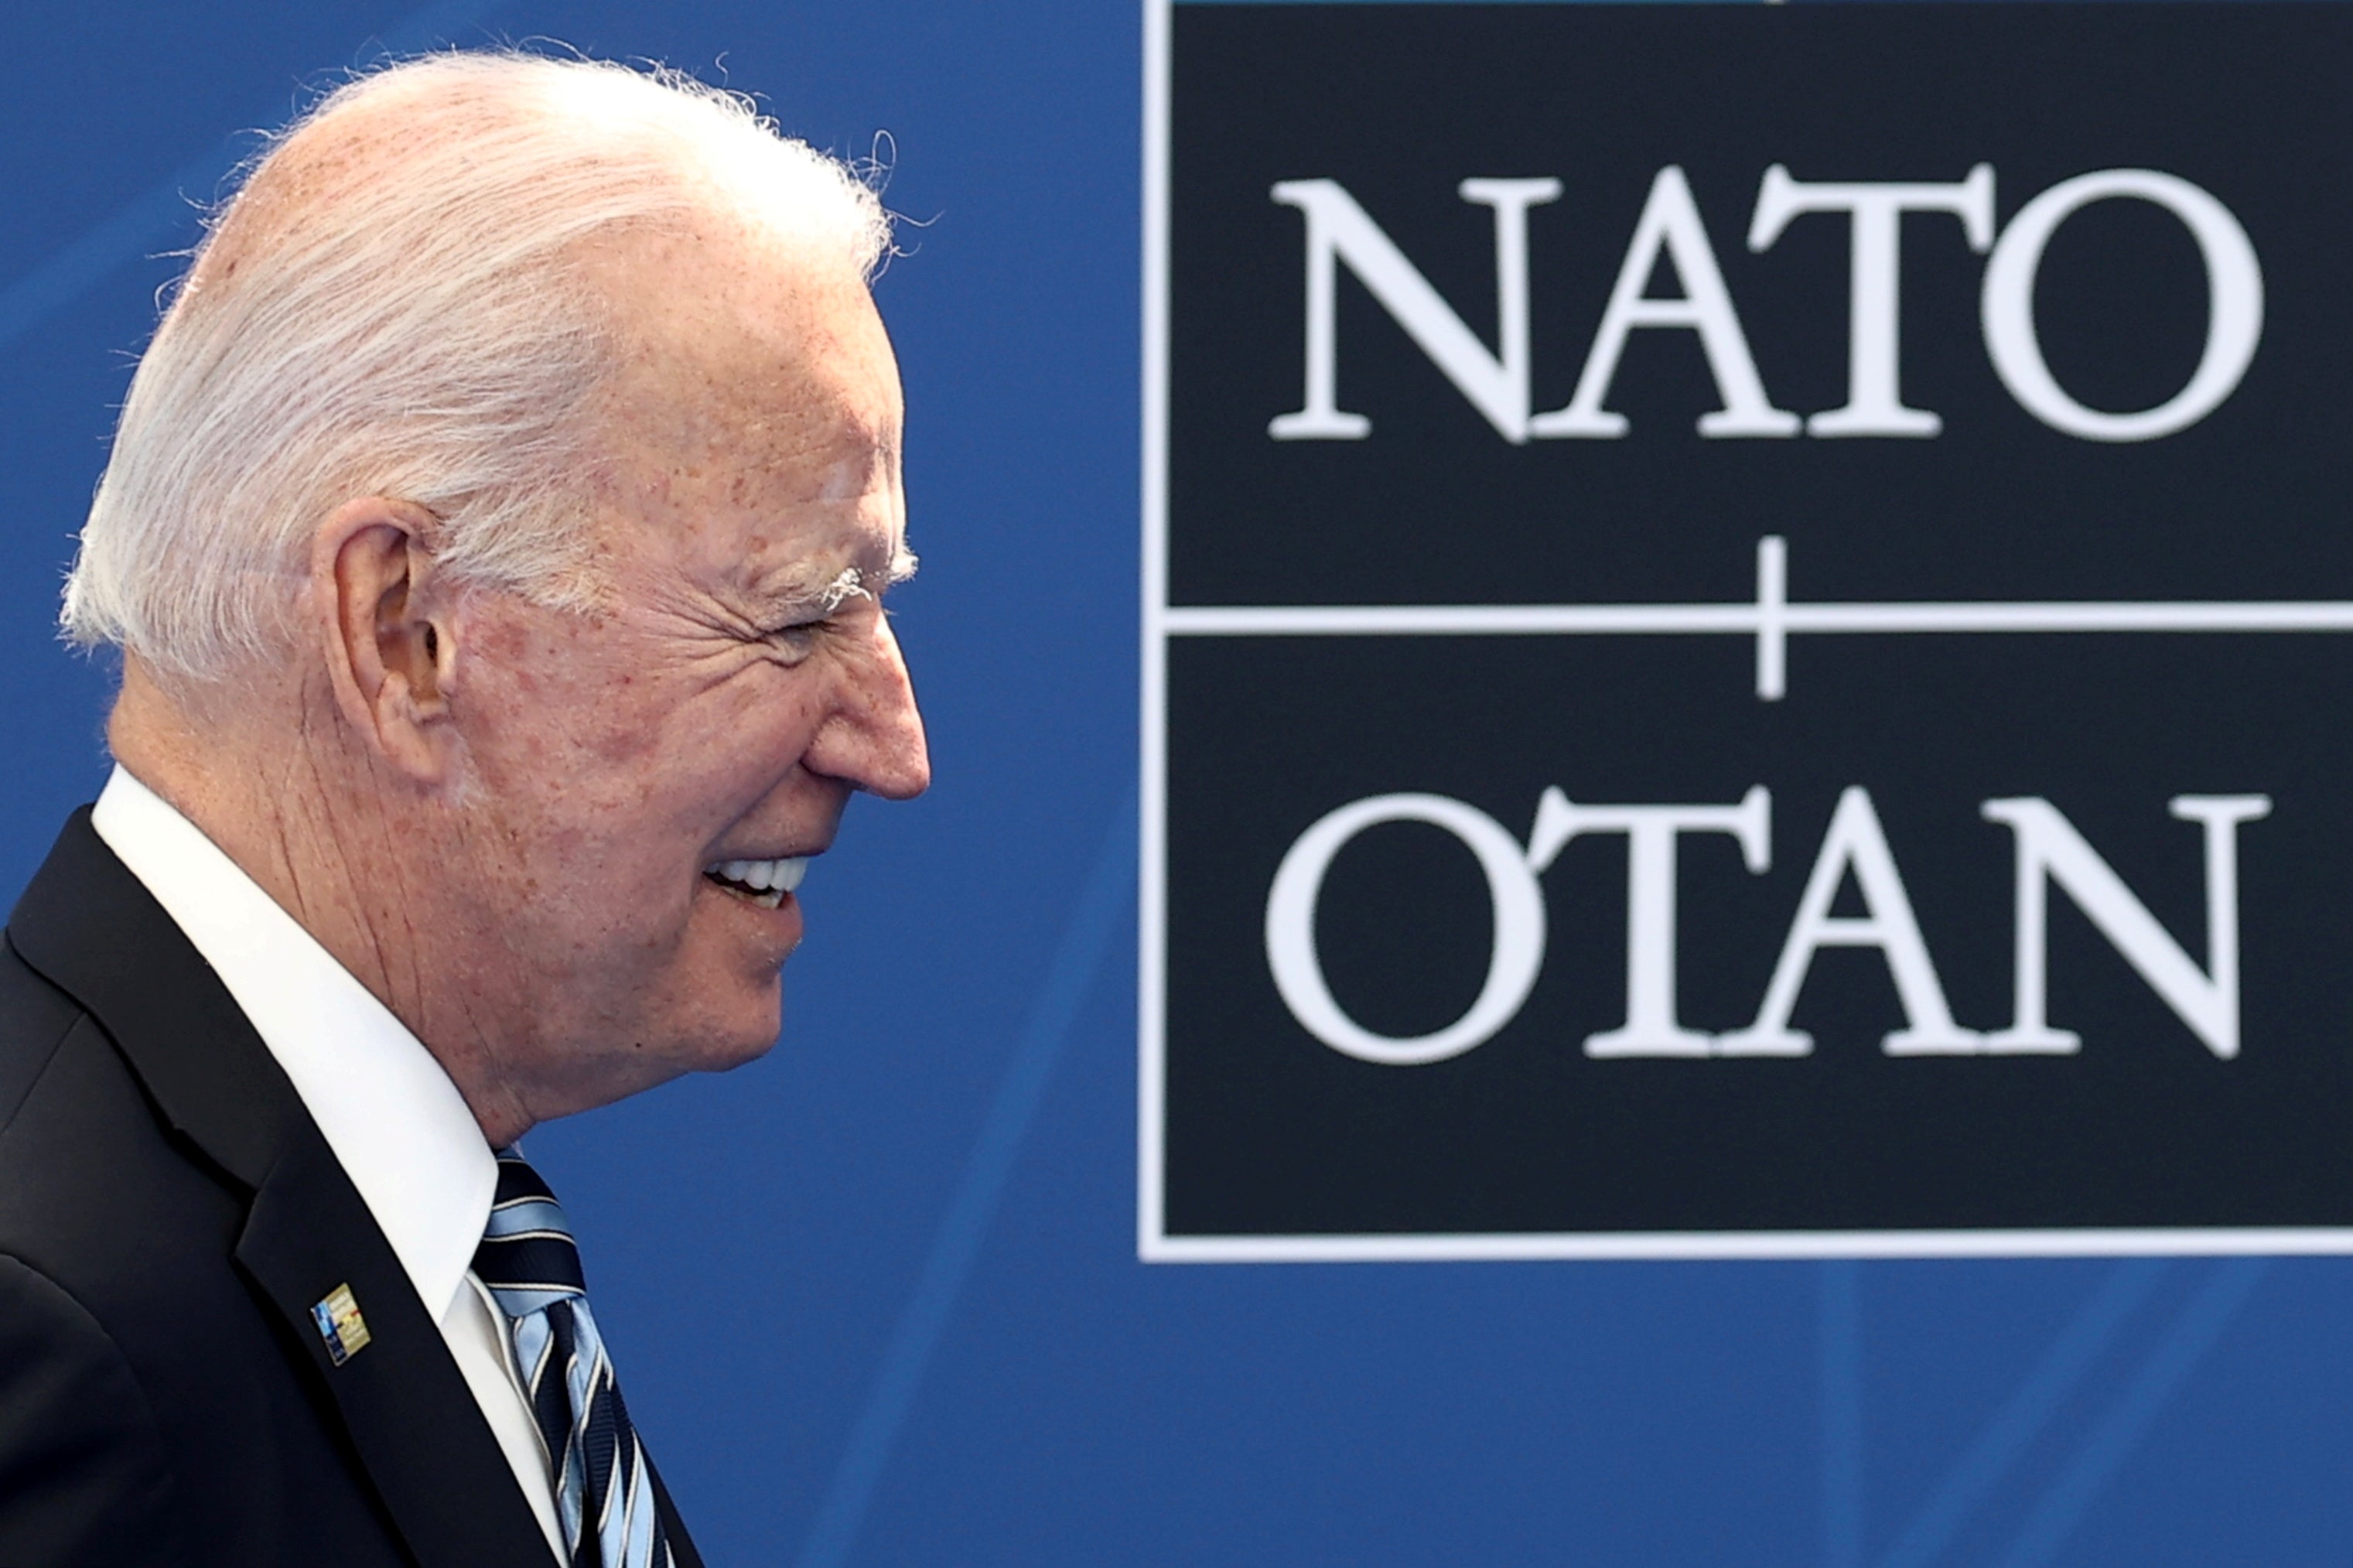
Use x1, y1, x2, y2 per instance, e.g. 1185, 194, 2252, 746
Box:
310, 497, 460, 784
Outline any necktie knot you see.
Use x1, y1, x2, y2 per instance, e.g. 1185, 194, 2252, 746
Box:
473, 1150, 588, 1318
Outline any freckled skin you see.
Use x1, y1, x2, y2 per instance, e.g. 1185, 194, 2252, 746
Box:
110, 224, 931, 1146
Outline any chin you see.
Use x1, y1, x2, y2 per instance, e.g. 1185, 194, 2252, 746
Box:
678, 987, 787, 1073
638, 950, 791, 1075
701, 1027, 784, 1074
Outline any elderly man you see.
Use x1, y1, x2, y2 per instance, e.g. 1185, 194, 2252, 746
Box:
0, 50, 928, 1568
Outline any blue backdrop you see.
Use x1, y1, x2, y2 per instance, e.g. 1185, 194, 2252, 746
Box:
3, 3, 2344, 1565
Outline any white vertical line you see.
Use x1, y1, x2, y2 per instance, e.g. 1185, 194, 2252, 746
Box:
1756, 533, 1788, 701
1137, 0, 1173, 1261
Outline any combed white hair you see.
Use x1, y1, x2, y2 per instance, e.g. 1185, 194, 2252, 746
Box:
63, 50, 893, 682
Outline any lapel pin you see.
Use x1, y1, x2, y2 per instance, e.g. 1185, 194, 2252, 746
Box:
311, 1283, 372, 1365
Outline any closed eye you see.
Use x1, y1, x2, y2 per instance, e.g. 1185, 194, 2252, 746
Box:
762, 620, 826, 663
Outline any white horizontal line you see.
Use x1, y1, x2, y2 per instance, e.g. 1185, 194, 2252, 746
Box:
1162, 600, 2353, 637
1141, 1227, 2353, 1263
1166, 603, 1750, 634
1156, 537, 2353, 701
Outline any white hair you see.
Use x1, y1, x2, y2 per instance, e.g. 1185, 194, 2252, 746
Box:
63, 50, 893, 682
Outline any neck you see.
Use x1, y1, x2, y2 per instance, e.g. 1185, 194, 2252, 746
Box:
108, 657, 538, 1146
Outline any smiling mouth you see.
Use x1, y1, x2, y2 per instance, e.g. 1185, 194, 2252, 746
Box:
703, 856, 810, 910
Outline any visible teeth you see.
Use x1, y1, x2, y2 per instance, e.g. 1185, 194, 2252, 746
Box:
705, 856, 811, 898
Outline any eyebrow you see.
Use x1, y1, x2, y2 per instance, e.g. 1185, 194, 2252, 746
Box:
748, 544, 918, 621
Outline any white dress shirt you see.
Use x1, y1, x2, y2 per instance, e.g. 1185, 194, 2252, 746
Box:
92, 765, 567, 1563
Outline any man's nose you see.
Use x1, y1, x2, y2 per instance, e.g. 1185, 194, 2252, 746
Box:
808, 614, 931, 800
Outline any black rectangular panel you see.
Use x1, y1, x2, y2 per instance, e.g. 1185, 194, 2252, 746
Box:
1148, 2, 2353, 1251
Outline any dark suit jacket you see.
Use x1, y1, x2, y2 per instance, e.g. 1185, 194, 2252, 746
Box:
0, 811, 702, 1566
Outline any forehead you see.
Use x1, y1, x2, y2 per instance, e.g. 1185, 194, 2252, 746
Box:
594, 225, 900, 466
585, 225, 905, 586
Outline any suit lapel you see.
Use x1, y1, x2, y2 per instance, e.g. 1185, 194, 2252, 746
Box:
9, 809, 555, 1568
233, 1122, 556, 1568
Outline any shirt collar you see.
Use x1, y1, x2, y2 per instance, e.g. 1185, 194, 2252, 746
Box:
90, 764, 496, 1319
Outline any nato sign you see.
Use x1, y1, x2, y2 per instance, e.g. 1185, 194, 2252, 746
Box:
1141, 2, 2353, 1260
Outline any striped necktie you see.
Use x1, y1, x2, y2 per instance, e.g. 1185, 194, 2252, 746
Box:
473, 1150, 674, 1568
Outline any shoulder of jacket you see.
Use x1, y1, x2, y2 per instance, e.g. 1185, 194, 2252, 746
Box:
0, 934, 95, 1140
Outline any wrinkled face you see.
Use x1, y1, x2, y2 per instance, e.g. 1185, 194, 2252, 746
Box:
446, 232, 928, 1108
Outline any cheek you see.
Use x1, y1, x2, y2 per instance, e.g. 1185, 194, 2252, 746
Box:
464, 637, 827, 865
689, 668, 830, 779
581, 672, 681, 769
558, 694, 824, 874
471, 649, 687, 803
